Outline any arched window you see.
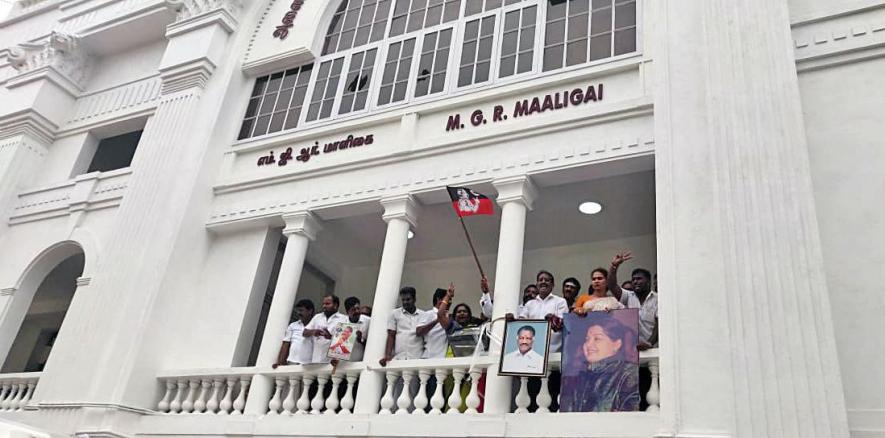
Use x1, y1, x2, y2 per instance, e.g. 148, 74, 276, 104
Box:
238, 0, 637, 140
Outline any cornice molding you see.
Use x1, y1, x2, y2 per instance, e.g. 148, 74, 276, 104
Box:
6, 32, 90, 93
158, 58, 215, 94
0, 110, 58, 145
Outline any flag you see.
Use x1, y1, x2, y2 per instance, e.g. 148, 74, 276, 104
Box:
446, 186, 494, 217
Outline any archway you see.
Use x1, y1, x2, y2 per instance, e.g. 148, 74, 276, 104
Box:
0, 243, 85, 373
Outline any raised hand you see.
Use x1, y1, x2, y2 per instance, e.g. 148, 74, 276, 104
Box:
480, 276, 490, 293
611, 251, 633, 267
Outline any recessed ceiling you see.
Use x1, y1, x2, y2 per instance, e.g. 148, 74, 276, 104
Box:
307, 157, 655, 271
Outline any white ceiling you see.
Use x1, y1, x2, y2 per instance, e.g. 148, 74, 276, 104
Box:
307, 156, 656, 269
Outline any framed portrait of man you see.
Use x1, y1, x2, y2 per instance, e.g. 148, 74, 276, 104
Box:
498, 319, 551, 377
327, 322, 360, 361
559, 309, 641, 412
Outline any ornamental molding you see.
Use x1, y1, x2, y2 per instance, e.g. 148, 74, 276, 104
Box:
165, 0, 242, 32
0, 110, 58, 145
0, 287, 16, 296
6, 32, 91, 93
158, 58, 215, 94
792, 3, 885, 71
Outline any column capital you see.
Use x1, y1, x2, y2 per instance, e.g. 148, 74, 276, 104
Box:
493, 175, 537, 210
380, 195, 421, 227
281, 211, 321, 240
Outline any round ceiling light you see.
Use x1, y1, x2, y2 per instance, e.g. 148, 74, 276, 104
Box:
408, 230, 415, 239
579, 201, 603, 215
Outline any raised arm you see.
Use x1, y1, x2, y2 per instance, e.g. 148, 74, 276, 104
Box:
607, 251, 633, 301
437, 284, 454, 330
479, 276, 493, 318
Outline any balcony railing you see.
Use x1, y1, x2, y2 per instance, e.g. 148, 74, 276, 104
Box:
0, 372, 40, 412
154, 349, 659, 417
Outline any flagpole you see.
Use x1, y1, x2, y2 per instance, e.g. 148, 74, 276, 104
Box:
458, 216, 485, 279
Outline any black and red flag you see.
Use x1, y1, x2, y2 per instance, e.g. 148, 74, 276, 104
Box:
446, 186, 494, 217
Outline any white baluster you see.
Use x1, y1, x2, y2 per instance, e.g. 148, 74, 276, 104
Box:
194, 379, 210, 413
646, 361, 660, 412
3, 384, 19, 411
514, 377, 530, 413
157, 380, 174, 412
12, 383, 27, 411
379, 371, 398, 415
446, 368, 466, 415
182, 380, 198, 413
0, 384, 10, 411
395, 370, 415, 415
232, 377, 250, 415
464, 369, 482, 414
170, 380, 186, 413
412, 369, 431, 415
282, 376, 300, 415
339, 373, 357, 414
325, 374, 342, 414
218, 377, 235, 415
311, 374, 328, 414
296, 375, 314, 415
429, 369, 447, 415
206, 378, 222, 413
268, 377, 285, 415
19, 381, 35, 410
536, 376, 552, 413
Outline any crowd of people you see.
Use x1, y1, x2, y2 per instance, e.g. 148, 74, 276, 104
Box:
272, 251, 659, 411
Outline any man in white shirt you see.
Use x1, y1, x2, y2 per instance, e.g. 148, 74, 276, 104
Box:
607, 252, 659, 349
501, 325, 544, 374
417, 287, 459, 359
521, 270, 569, 352
303, 294, 348, 364
380, 287, 425, 365
273, 299, 315, 367
343, 296, 370, 361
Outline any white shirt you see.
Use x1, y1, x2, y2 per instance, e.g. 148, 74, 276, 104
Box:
501, 348, 544, 374
305, 312, 349, 364
348, 314, 371, 362
419, 307, 452, 359
620, 290, 658, 346
523, 294, 569, 352
283, 320, 312, 364
387, 307, 426, 359
480, 292, 531, 318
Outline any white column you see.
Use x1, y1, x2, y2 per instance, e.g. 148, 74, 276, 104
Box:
654, 0, 849, 436
482, 176, 536, 414
353, 195, 421, 414
244, 212, 321, 415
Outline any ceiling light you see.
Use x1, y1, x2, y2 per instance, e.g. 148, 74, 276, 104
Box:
408, 230, 415, 239
579, 202, 603, 215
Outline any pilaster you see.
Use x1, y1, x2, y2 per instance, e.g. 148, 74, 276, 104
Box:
654, 0, 849, 437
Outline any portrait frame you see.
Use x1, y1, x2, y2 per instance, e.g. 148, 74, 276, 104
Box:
498, 319, 551, 377
327, 322, 360, 361
559, 309, 641, 412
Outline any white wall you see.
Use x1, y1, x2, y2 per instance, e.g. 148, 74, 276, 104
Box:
800, 57, 885, 431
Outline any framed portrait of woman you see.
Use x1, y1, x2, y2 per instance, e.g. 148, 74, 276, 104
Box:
498, 319, 551, 377
559, 309, 641, 412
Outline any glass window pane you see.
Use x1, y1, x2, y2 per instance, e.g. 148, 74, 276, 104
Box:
475, 60, 490, 82
543, 44, 563, 70
238, 118, 254, 140
245, 98, 261, 118
284, 108, 302, 130
269, 111, 286, 133
443, 0, 460, 21
589, 33, 611, 60
253, 115, 271, 136
251, 77, 268, 97
568, 13, 589, 41
615, 2, 635, 28
466, 0, 482, 15
566, 39, 587, 65
519, 25, 535, 50
501, 31, 518, 56
591, 7, 612, 34
499, 55, 515, 77
547, 0, 567, 19
517, 50, 533, 72
613, 27, 636, 55
545, 19, 565, 45
592, 0, 611, 9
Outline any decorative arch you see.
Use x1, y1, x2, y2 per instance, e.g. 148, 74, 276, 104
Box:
0, 241, 86, 371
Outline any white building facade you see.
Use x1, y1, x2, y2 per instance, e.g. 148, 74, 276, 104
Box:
0, 0, 881, 436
